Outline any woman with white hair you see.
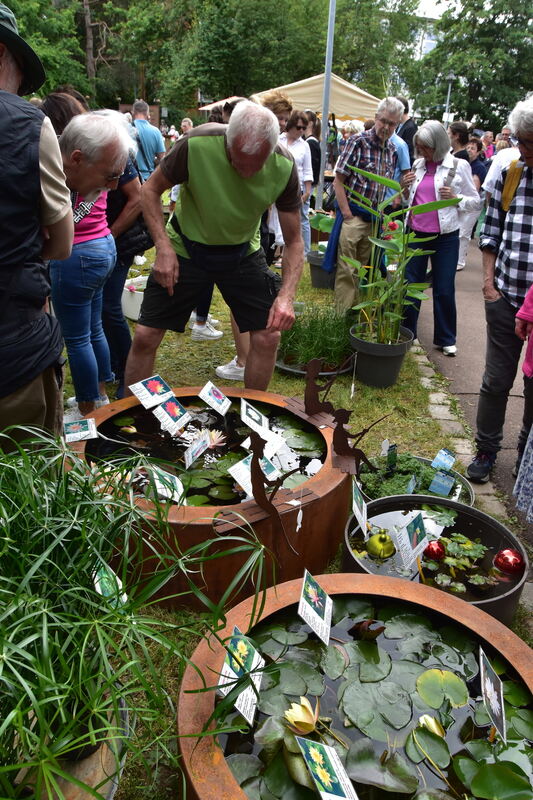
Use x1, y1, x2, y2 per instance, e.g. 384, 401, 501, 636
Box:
401, 120, 480, 356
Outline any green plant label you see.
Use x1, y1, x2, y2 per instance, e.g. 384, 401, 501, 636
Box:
431, 448, 456, 471
63, 418, 98, 442
296, 737, 359, 799
218, 626, 265, 726
386, 444, 397, 473
428, 471, 455, 497
128, 373, 173, 409
153, 396, 192, 436
352, 479, 367, 537
406, 474, 418, 494
298, 570, 333, 645
480, 647, 507, 743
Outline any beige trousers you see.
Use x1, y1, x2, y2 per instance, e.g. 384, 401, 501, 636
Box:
334, 215, 372, 312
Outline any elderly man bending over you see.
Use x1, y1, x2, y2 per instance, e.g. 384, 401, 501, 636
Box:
124, 100, 304, 391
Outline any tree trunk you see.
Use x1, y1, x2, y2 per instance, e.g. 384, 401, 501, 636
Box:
82, 0, 96, 86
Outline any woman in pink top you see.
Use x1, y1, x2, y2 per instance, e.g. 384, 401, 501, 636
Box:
401, 120, 480, 356
513, 284, 533, 519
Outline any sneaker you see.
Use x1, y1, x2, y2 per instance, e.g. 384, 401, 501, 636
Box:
466, 451, 496, 483
456, 263, 465, 272
441, 345, 457, 356
65, 395, 110, 408
191, 321, 224, 341
215, 356, 245, 381
189, 312, 220, 329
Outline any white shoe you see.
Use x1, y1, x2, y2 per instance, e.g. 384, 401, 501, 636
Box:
215, 356, 245, 381
191, 321, 224, 341
189, 312, 220, 329
456, 263, 465, 271
65, 395, 109, 408
442, 345, 457, 356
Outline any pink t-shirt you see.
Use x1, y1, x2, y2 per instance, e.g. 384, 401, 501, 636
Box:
74, 192, 110, 244
410, 162, 440, 234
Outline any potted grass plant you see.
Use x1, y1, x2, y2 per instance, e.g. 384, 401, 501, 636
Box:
0, 428, 266, 800
346, 167, 460, 388
277, 305, 353, 377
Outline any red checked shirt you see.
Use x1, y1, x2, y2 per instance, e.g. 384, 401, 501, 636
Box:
335, 127, 397, 207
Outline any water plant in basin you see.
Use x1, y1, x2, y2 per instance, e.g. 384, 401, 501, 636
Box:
218, 595, 533, 800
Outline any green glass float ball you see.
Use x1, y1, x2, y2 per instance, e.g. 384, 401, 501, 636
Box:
367, 530, 396, 559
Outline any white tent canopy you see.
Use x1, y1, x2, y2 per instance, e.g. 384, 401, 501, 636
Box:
254, 73, 380, 120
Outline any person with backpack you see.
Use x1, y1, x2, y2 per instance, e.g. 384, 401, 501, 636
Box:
467, 96, 533, 483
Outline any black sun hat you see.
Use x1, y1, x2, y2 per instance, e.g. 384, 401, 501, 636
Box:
0, 3, 45, 95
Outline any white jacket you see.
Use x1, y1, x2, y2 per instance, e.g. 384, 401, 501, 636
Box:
407, 152, 481, 233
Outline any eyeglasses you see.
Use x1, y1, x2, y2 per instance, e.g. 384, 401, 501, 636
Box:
376, 117, 399, 128
295, 125, 306, 130
105, 171, 124, 182
516, 136, 533, 152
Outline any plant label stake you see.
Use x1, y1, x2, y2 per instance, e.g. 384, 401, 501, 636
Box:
152, 396, 192, 436
431, 448, 456, 471
198, 380, 231, 416
217, 626, 265, 726
396, 512, 429, 568
352, 478, 368, 538
385, 443, 397, 475
183, 429, 210, 468
479, 647, 506, 743
128, 374, 173, 409
296, 737, 359, 799
429, 471, 455, 497
298, 570, 333, 645
63, 418, 98, 442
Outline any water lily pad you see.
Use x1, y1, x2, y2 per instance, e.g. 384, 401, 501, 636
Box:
283, 749, 316, 791
277, 663, 308, 696
185, 494, 210, 506
112, 415, 135, 426
209, 485, 238, 500
342, 680, 412, 741
409, 727, 450, 768
258, 686, 294, 716
292, 661, 325, 695
227, 753, 263, 785
508, 707, 533, 740
281, 640, 324, 668
388, 660, 426, 693
321, 644, 347, 680
187, 475, 211, 489
255, 716, 285, 761
332, 597, 373, 625
416, 669, 468, 709
471, 761, 533, 800
282, 473, 310, 490
264, 750, 296, 797
285, 432, 324, 452
504, 681, 532, 708
412, 791, 457, 799
271, 628, 309, 646
344, 640, 392, 682
346, 738, 418, 793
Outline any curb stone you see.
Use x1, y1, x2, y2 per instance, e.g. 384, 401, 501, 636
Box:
413, 351, 533, 621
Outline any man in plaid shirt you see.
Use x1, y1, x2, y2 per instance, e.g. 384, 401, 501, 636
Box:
332, 96, 404, 312
467, 96, 533, 483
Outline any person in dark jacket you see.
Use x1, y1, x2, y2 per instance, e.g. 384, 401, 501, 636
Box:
395, 96, 417, 165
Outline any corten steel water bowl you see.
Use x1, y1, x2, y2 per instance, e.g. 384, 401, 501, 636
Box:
177, 573, 533, 800
71, 387, 350, 609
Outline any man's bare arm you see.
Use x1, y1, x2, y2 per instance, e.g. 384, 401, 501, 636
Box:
267, 209, 304, 331
481, 249, 501, 302
41, 211, 73, 261
141, 168, 179, 296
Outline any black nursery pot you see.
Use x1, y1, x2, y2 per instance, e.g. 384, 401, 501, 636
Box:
350, 324, 413, 388
342, 494, 529, 626
307, 251, 335, 289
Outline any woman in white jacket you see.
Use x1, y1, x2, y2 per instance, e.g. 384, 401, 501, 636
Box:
402, 120, 481, 355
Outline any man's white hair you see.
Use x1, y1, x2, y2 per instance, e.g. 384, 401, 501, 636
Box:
226, 100, 279, 155
376, 96, 404, 119
508, 94, 533, 136
60, 112, 132, 169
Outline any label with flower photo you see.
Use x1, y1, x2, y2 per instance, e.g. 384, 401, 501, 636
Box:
128, 374, 174, 409
198, 380, 232, 416
431, 448, 456, 471
152, 396, 191, 436
184, 429, 211, 469
218, 626, 265, 726
227, 452, 281, 498
298, 570, 333, 645
149, 465, 186, 504
396, 511, 429, 568
296, 737, 359, 800
351, 478, 367, 539
240, 398, 270, 435
479, 646, 506, 743
63, 418, 98, 442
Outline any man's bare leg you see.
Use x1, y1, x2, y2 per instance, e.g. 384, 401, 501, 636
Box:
245, 329, 280, 390
124, 325, 166, 395
230, 312, 250, 368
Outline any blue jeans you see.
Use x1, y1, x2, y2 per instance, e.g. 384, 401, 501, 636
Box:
103, 254, 134, 397
51, 234, 116, 402
300, 197, 311, 257
403, 229, 459, 346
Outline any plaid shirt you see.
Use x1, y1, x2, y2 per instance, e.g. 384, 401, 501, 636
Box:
335, 128, 397, 207
480, 163, 533, 307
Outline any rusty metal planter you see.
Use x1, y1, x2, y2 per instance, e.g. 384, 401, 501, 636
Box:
71, 387, 350, 609
177, 574, 533, 800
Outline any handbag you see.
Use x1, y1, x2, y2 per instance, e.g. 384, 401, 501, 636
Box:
114, 215, 154, 260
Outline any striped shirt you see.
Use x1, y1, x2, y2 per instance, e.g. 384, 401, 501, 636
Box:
335, 128, 397, 207
480, 163, 533, 307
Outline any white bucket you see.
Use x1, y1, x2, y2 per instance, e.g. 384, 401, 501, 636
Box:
121, 276, 147, 321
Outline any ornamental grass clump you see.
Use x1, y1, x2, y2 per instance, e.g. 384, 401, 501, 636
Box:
0, 428, 266, 799
279, 305, 352, 370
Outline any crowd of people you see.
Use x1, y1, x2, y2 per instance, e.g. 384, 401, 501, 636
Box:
1, 2, 532, 519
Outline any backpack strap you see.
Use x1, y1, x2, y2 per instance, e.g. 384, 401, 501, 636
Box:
443, 157, 458, 188
502, 159, 524, 212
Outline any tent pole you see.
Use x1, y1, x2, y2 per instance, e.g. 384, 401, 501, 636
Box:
316, 0, 336, 212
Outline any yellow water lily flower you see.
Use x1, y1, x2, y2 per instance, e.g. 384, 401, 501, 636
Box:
315, 765, 334, 789
284, 696, 320, 734
309, 746, 324, 766
418, 714, 445, 737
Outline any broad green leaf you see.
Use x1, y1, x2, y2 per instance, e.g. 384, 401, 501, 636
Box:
343, 680, 412, 742
368, 236, 401, 251
227, 753, 263, 785
282, 640, 324, 667
259, 778, 278, 800
264, 750, 294, 797
255, 715, 286, 757
412, 727, 450, 768
497, 742, 533, 783
293, 661, 325, 695
345, 739, 418, 793
470, 761, 533, 800
405, 731, 425, 764
508, 707, 533, 740
503, 681, 532, 708
416, 669, 469, 709
452, 754, 479, 788
283, 749, 316, 791
332, 596, 373, 625
242, 776, 262, 800
344, 640, 392, 682
321, 644, 347, 680
351, 165, 402, 191
410, 197, 461, 215
185, 494, 210, 506
412, 791, 457, 799
465, 739, 495, 762
258, 686, 294, 716
271, 628, 309, 646
389, 660, 427, 693
277, 663, 307, 696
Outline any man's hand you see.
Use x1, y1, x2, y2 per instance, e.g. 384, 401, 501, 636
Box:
515, 317, 533, 341
483, 285, 501, 302
266, 295, 295, 331
153, 244, 179, 296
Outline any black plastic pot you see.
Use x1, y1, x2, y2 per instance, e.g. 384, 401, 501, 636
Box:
342, 494, 529, 626
307, 251, 335, 290
359, 455, 475, 506
350, 324, 413, 388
